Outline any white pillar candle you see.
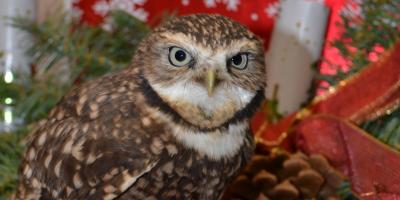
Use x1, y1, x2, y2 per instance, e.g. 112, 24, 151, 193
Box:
265, 0, 329, 114
0, 0, 35, 75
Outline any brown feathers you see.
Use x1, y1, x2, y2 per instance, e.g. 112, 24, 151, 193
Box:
15, 14, 265, 200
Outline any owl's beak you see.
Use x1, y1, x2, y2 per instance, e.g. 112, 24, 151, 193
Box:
205, 68, 216, 96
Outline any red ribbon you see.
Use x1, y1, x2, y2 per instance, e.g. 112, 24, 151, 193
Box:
295, 115, 400, 199
311, 42, 400, 123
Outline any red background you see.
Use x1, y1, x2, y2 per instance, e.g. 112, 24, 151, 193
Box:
74, 0, 351, 81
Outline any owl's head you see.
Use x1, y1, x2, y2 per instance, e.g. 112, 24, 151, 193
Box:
135, 14, 265, 130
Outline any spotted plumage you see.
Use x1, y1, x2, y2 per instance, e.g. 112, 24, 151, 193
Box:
14, 14, 266, 200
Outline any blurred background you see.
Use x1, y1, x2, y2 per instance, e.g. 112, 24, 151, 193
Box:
1, 0, 399, 199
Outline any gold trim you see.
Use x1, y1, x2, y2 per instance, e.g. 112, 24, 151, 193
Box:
351, 80, 400, 123
255, 132, 288, 147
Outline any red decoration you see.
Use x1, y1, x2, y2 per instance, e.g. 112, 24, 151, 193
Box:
73, 0, 350, 54
74, 0, 280, 48
253, 41, 400, 199
295, 115, 400, 199
312, 42, 400, 123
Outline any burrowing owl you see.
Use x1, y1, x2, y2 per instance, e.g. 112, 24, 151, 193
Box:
14, 14, 266, 200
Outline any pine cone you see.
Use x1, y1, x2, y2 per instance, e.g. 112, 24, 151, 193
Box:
227, 151, 345, 200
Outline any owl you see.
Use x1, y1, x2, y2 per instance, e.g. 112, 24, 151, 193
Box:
13, 14, 266, 200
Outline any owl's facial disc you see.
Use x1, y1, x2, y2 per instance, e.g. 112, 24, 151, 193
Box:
139, 14, 266, 129
143, 38, 263, 128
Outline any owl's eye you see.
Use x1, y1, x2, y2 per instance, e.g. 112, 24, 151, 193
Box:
168, 47, 192, 67
229, 53, 248, 70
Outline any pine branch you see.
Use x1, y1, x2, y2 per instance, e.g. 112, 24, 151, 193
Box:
361, 109, 400, 150
0, 128, 29, 198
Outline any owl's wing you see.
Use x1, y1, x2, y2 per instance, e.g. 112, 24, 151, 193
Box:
16, 72, 162, 200
19, 117, 159, 200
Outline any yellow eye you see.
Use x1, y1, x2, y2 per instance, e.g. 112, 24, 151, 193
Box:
229, 53, 248, 70
168, 47, 192, 67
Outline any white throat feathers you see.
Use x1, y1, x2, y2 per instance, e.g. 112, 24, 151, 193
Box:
170, 122, 249, 160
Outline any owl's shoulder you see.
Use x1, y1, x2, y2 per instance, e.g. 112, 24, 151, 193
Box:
16, 69, 165, 199
56, 70, 137, 116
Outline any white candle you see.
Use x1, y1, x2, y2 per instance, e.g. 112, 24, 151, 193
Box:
265, 0, 329, 114
0, 0, 35, 75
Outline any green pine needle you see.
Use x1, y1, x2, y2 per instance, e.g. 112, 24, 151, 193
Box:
0, 128, 29, 198
337, 181, 359, 200
361, 109, 400, 150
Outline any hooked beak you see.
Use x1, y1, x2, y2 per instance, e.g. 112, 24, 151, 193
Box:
205, 68, 216, 96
